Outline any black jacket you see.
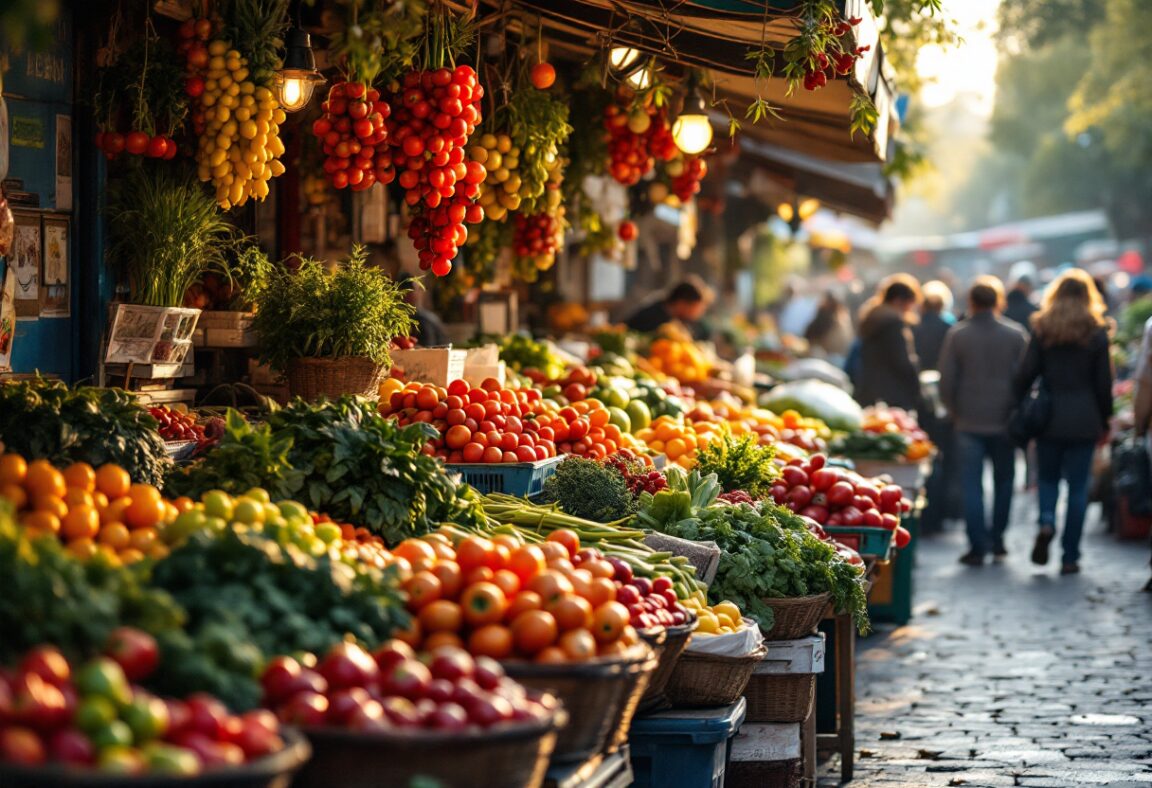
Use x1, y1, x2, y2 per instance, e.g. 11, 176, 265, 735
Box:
913, 310, 953, 372
1004, 290, 1037, 333
1013, 328, 1113, 442
853, 304, 923, 412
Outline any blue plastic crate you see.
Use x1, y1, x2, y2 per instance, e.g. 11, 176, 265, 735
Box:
628, 698, 747, 788
446, 455, 564, 497
823, 526, 894, 561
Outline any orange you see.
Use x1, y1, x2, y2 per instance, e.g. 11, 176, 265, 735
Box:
0, 454, 27, 486
97, 522, 131, 550
468, 625, 513, 659
418, 600, 463, 633
559, 628, 598, 661
62, 462, 96, 492
65, 537, 98, 560
20, 510, 61, 535
128, 528, 157, 552
64, 488, 95, 508
118, 548, 146, 565
171, 496, 194, 513
548, 596, 593, 631
0, 483, 28, 510
588, 409, 610, 429
24, 460, 66, 500
147, 543, 170, 560
99, 497, 132, 525
423, 631, 464, 651
61, 505, 100, 541
534, 646, 568, 664
665, 438, 688, 460
511, 609, 558, 656
124, 495, 166, 530
404, 571, 443, 610
92, 491, 109, 509
128, 483, 161, 504
95, 464, 131, 499
34, 494, 69, 520
393, 538, 437, 565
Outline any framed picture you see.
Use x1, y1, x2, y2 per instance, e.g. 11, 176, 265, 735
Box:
40, 215, 69, 318
10, 209, 39, 318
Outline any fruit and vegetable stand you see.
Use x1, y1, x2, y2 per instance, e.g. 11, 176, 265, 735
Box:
0, 0, 929, 785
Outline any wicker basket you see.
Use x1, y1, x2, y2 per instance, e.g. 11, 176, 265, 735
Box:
606, 649, 660, 751
286, 356, 385, 402
663, 645, 767, 708
637, 619, 696, 713
0, 728, 310, 788
505, 646, 654, 763
759, 593, 830, 641
744, 673, 816, 723
293, 696, 564, 788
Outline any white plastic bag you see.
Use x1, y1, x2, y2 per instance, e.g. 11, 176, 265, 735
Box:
685, 619, 764, 657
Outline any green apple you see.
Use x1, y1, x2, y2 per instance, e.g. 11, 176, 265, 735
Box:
201, 490, 234, 521
75, 658, 132, 707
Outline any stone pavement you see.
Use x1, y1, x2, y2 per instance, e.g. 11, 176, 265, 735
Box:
816, 498, 1152, 787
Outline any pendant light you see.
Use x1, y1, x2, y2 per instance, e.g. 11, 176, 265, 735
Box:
672, 74, 712, 155
275, 25, 325, 112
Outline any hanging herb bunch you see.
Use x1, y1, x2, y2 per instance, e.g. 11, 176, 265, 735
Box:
94, 16, 189, 161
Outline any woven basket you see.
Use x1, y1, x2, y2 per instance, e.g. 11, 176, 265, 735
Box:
637, 619, 696, 713
505, 646, 654, 763
286, 356, 385, 402
664, 645, 767, 708
293, 695, 564, 788
606, 649, 660, 751
744, 673, 816, 723
760, 593, 831, 641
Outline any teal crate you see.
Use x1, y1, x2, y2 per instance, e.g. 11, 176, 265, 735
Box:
823, 526, 894, 561
629, 699, 746, 788
446, 455, 564, 497
868, 512, 918, 625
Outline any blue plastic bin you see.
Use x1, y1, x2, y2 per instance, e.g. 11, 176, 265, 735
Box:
628, 698, 747, 788
445, 455, 563, 497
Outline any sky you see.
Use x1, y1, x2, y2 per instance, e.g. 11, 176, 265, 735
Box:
915, 0, 1001, 115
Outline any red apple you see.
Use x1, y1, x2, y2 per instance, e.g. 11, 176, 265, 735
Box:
472, 657, 505, 691
317, 642, 379, 691
428, 647, 474, 683
185, 694, 229, 739
382, 660, 431, 700
104, 627, 159, 682
326, 687, 374, 726
372, 640, 417, 674
427, 702, 469, 731
48, 728, 94, 765
277, 691, 328, 727
20, 646, 71, 686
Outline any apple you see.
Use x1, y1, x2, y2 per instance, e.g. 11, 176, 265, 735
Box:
0, 726, 45, 765
20, 646, 71, 686
427, 702, 469, 731
449, 677, 484, 709
47, 728, 94, 765
382, 660, 431, 700
631, 577, 653, 596
277, 691, 328, 727
379, 696, 421, 727
165, 699, 192, 736
327, 687, 374, 726
173, 732, 244, 767
232, 713, 284, 757
317, 642, 379, 690
616, 585, 641, 606
471, 657, 505, 691
372, 640, 417, 674
428, 647, 474, 683
346, 699, 387, 731
260, 656, 303, 704
469, 694, 514, 728
144, 743, 202, 776
10, 671, 70, 731
185, 693, 230, 738
425, 678, 456, 704
607, 557, 632, 583
104, 627, 160, 682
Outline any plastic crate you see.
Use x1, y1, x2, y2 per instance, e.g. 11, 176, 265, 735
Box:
628, 698, 746, 788
823, 525, 894, 561
868, 510, 918, 625
446, 455, 564, 497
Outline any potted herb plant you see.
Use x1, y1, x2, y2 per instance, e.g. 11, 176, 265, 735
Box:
251, 246, 415, 400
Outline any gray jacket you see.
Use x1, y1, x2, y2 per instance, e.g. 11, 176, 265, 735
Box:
938, 312, 1029, 435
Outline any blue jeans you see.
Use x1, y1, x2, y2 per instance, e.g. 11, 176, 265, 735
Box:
1036, 439, 1096, 564
958, 432, 1016, 555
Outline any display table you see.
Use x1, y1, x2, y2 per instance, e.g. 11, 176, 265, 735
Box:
811, 609, 856, 782
545, 747, 633, 788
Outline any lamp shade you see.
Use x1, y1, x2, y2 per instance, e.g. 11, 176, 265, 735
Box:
672, 93, 712, 154
275, 28, 324, 112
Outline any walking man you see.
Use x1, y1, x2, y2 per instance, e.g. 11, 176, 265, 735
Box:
938, 277, 1029, 565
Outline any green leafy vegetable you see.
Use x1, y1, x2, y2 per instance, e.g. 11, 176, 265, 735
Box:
541, 456, 636, 524
830, 431, 911, 461
694, 433, 778, 499
0, 378, 169, 485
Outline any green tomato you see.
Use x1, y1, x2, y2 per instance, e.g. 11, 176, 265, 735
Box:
201, 490, 234, 520
204, 516, 227, 533
75, 696, 119, 735
164, 510, 207, 543
144, 743, 202, 776
97, 745, 145, 774
76, 658, 132, 707
261, 502, 281, 522
243, 487, 272, 504
121, 694, 169, 743
91, 719, 134, 750
315, 522, 342, 544
232, 499, 265, 525
278, 499, 310, 523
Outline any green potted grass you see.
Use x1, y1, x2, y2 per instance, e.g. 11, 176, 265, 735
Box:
251, 246, 415, 401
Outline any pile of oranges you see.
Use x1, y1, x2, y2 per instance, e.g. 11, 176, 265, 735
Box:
0, 454, 178, 565
643, 337, 712, 384
392, 528, 642, 663
633, 415, 722, 469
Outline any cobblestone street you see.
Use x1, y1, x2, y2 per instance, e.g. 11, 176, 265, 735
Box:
818, 498, 1152, 787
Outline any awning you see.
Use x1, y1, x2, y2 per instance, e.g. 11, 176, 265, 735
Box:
474, 0, 898, 164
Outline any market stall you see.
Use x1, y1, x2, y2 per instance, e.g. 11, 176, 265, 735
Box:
0, 0, 943, 785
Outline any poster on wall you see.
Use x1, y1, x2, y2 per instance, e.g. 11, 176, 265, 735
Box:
41, 215, 68, 317
0, 264, 14, 370
54, 115, 71, 211
11, 209, 39, 318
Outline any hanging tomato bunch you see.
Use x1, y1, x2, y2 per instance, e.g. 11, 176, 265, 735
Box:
388, 64, 487, 276
176, 16, 215, 136
603, 101, 677, 186
667, 154, 707, 202
312, 82, 393, 191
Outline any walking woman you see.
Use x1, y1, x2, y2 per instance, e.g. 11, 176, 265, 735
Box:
1014, 269, 1114, 575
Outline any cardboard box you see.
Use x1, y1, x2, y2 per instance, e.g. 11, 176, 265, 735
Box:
205, 327, 257, 348
391, 348, 467, 387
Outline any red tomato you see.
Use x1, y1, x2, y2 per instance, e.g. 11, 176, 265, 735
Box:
530, 62, 556, 89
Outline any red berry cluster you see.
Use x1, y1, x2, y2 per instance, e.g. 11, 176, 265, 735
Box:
802, 16, 870, 91
512, 212, 561, 261
716, 489, 757, 506
313, 82, 394, 192
670, 155, 707, 202
602, 104, 678, 186
95, 130, 177, 161
387, 66, 487, 276
603, 451, 667, 498
176, 18, 213, 135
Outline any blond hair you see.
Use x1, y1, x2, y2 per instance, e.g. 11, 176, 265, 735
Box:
922, 280, 954, 313
1032, 268, 1109, 346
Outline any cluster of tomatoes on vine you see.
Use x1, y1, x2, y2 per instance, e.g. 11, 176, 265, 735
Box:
802, 16, 870, 91
313, 82, 393, 192
602, 102, 678, 186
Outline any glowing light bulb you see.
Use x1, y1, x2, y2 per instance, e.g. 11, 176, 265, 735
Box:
672, 113, 712, 154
